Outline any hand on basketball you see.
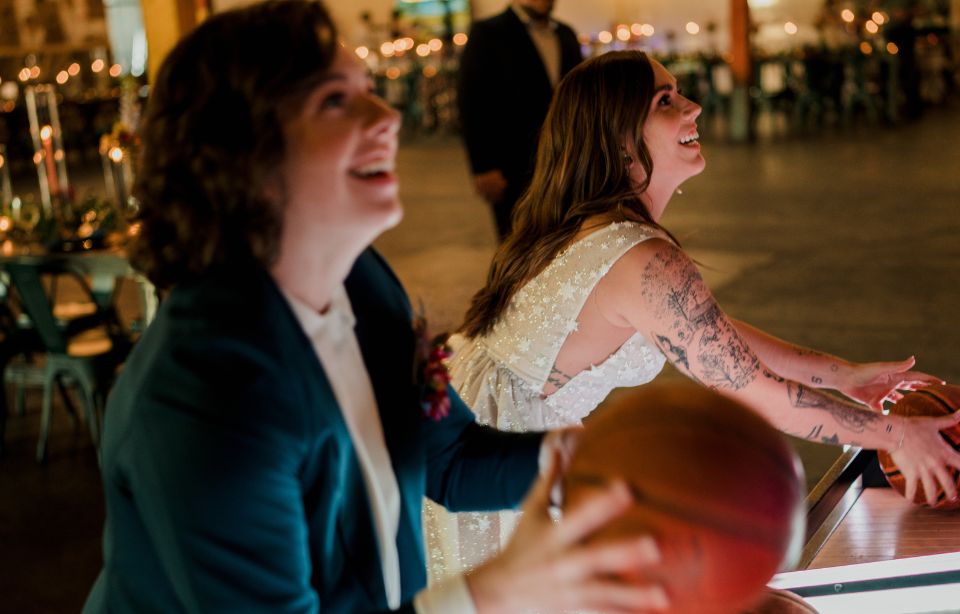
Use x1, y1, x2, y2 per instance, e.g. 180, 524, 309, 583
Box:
889, 412, 960, 506
838, 357, 943, 410
466, 450, 669, 614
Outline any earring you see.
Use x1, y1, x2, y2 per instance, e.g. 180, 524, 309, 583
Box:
676, 188, 683, 195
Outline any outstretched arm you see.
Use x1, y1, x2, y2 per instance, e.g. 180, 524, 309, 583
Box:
730, 319, 942, 409
598, 239, 960, 505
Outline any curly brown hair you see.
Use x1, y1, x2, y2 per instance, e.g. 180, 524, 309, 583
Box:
461, 50, 676, 338
129, 0, 338, 290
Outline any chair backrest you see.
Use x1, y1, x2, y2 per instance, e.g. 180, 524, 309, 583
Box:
4, 262, 70, 354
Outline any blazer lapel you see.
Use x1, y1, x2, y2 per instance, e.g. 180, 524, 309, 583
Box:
268, 275, 389, 609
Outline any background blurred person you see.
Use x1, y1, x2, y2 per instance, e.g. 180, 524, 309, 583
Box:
457, 0, 582, 239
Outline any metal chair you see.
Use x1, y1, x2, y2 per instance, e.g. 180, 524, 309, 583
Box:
3, 260, 132, 462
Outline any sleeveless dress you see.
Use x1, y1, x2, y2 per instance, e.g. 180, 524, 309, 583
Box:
425, 221, 668, 583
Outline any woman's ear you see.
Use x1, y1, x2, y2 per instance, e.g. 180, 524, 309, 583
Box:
261, 170, 285, 206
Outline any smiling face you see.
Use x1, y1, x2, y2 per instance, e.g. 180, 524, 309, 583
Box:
628, 59, 705, 206
277, 45, 402, 252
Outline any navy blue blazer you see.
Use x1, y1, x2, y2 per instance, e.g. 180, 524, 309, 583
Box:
84, 250, 543, 613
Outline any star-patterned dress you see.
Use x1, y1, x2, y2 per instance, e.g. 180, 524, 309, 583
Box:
424, 221, 668, 583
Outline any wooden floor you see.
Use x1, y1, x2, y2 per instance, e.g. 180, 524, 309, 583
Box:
809, 487, 960, 570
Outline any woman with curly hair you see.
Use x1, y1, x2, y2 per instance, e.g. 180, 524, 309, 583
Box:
84, 3, 668, 613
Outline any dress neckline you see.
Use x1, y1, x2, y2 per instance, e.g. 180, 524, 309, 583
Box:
559, 220, 637, 258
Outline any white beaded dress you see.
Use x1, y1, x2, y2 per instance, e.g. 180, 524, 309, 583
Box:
424, 221, 668, 584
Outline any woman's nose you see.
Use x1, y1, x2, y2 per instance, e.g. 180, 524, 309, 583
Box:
362, 93, 401, 137
683, 97, 702, 120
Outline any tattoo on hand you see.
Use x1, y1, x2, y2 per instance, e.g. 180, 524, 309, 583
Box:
643, 249, 759, 391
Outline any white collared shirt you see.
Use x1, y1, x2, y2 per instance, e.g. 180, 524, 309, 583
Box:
511, 2, 562, 87
282, 285, 475, 614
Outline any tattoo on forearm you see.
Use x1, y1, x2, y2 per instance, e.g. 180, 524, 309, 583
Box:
811, 376, 823, 385
547, 365, 574, 389
763, 368, 785, 383
788, 383, 882, 434
821, 433, 840, 445
806, 424, 823, 439
795, 347, 828, 359
642, 249, 759, 391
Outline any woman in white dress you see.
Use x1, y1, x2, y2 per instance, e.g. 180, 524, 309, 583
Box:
426, 50, 960, 582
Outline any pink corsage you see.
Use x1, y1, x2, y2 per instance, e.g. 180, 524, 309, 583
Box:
413, 312, 453, 421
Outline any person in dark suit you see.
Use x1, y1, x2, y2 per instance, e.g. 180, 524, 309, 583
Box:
83, 2, 667, 613
457, 0, 582, 239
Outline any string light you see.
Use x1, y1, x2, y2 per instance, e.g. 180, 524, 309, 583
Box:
841, 9, 855, 23
685, 22, 700, 35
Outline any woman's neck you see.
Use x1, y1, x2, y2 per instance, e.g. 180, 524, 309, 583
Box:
270, 232, 367, 314
639, 184, 673, 222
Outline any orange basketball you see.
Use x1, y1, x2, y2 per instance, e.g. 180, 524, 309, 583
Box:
742, 588, 819, 613
877, 384, 960, 510
563, 383, 806, 614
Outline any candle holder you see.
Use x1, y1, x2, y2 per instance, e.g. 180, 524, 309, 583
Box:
25, 84, 72, 225
100, 141, 134, 214
0, 144, 12, 209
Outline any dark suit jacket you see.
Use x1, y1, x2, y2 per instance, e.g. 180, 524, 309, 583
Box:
84, 250, 543, 613
457, 7, 582, 186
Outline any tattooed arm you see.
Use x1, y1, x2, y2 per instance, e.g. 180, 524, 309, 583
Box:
728, 320, 941, 409
726, 319, 848, 387
596, 239, 960, 504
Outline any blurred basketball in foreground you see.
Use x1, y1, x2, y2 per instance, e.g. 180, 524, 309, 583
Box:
742, 588, 818, 613
877, 384, 960, 510
563, 383, 805, 614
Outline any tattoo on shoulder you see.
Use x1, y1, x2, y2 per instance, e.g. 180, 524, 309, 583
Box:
642, 249, 758, 391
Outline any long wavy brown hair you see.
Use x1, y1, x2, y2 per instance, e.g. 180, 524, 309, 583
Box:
128, 0, 337, 290
461, 50, 675, 338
